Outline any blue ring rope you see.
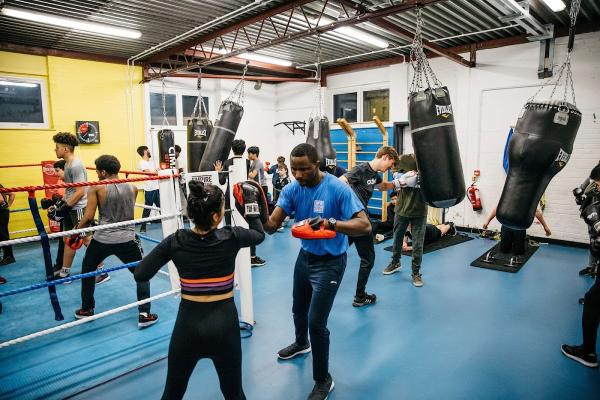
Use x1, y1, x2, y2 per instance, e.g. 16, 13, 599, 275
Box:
0, 261, 140, 298
136, 234, 161, 244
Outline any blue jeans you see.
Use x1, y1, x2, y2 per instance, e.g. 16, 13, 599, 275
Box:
293, 249, 346, 382
142, 190, 160, 219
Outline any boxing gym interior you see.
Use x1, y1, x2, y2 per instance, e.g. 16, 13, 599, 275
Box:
1, 1, 599, 399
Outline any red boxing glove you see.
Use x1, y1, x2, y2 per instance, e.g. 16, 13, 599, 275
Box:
66, 233, 84, 250
233, 180, 269, 223
291, 216, 336, 240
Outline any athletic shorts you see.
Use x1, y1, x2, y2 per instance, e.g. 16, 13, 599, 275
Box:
63, 207, 91, 236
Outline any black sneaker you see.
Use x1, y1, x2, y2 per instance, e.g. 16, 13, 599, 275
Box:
307, 373, 334, 400
353, 293, 377, 307
95, 272, 111, 285
578, 266, 596, 276
139, 224, 147, 233
251, 256, 266, 267
74, 308, 94, 319
561, 344, 598, 368
138, 312, 159, 328
0, 256, 15, 266
447, 222, 457, 236
277, 342, 311, 360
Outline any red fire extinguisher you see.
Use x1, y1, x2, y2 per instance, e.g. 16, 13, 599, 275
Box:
468, 170, 482, 211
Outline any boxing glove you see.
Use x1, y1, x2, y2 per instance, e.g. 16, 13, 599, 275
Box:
582, 203, 600, 235
48, 200, 69, 222
66, 233, 84, 250
233, 180, 269, 223
591, 236, 600, 253
291, 216, 336, 240
392, 171, 419, 190
573, 187, 586, 206
40, 198, 54, 210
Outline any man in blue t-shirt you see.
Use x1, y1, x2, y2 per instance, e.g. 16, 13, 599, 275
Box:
264, 143, 370, 400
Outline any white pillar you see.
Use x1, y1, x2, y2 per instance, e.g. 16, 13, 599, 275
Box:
158, 169, 183, 290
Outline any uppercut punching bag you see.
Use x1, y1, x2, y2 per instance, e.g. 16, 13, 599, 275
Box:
497, 100, 581, 229
157, 129, 176, 170
306, 117, 337, 173
408, 87, 465, 208
187, 117, 213, 172
199, 100, 244, 172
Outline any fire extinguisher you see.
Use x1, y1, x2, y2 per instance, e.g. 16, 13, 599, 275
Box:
468, 170, 482, 211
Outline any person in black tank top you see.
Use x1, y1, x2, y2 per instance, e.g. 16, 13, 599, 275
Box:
135, 180, 265, 400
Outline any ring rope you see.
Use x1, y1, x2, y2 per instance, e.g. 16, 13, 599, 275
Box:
0, 163, 41, 168
0, 261, 141, 298
0, 288, 181, 349
9, 227, 48, 235
0, 175, 178, 195
135, 203, 161, 211
136, 234, 162, 244
0, 213, 179, 247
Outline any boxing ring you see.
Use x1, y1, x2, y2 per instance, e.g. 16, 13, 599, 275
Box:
0, 163, 254, 399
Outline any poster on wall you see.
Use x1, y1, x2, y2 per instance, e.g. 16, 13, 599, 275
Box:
75, 121, 100, 144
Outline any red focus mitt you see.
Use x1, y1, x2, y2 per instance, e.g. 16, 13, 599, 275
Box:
233, 180, 269, 223
66, 233, 84, 250
291, 216, 336, 240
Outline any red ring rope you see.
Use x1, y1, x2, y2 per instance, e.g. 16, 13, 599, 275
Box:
0, 163, 157, 176
0, 163, 42, 168
0, 175, 179, 194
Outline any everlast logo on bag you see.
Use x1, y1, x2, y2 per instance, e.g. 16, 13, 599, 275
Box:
326, 158, 336, 167
435, 104, 453, 118
194, 128, 207, 138
554, 148, 571, 169
192, 175, 213, 184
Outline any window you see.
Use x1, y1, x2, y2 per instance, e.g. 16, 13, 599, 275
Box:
149, 92, 176, 126
0, 76, 49, 129
363, 89, 389, 121
182, 95, 209, 126
333, 92, 357, 123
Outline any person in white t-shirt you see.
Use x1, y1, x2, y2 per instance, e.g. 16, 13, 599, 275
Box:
137, 146, 160, 233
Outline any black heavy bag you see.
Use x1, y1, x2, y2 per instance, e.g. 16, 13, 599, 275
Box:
408, 86, 465, 208
497, 100, 581, 229
199, 100, 244, 172
317, 117, 337, 173
157, 129, 176, 170
187, 117, 213, 172
306, 118, 318, 148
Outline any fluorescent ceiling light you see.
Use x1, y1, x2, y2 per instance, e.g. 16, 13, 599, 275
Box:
311, 16, 389, 49
214, 48, 292, 67
1, 6, 142, 39
0, 80, 38, 88
541, 0, 566, 12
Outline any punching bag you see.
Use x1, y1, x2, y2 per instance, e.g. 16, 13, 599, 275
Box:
306, 117, 336, 173
187, 117, 213, 172
497, 100, 581, 229
408, 87, 465, 208
306, 118, 317, 148
199, 100, 244, 172
157, 129, 176, 170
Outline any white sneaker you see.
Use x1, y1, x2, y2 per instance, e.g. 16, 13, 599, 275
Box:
375, 234, 384, 242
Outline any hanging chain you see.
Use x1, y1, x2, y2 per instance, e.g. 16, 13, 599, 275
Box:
310, 34, 323, 119
161, 78, 169, 127
409, 8, 441, 93
192, 66, 209, 118
530, 0, 581, 105
226, 60, 249, 105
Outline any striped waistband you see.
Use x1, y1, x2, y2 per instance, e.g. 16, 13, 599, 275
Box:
181, 291, 233, 303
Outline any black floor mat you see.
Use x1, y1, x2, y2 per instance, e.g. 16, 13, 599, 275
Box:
470, 242, 539, 273
384, 233, 474, 255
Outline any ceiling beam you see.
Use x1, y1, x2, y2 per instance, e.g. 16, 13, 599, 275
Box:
337, 0, 473, 68
144, 72, 317, 83
321, 55, 405, 86
182, 49, 312, 77
144, 0, 315, 63
143, 0, 467, 82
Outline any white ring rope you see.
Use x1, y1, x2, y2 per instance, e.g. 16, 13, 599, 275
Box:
9, 226, 49, 235
0, 289, 181, 349
0, 213, 180, 247
135, 203, 161, 211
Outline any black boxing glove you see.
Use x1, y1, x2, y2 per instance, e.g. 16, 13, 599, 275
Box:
582, 203, 600, 235
40, 198, 54, 210
233, 180, 269, 223
48, 200, 69, 222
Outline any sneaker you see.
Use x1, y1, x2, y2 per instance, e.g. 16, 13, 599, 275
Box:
307, 373, 334, 400
412, 273, 424, 287
353, 293, 377, 307
561, 344, 598, 368
579, 266, 596, 276
0, 276, 6, 284
251, 256, 266, 267
277, 342, 311, 360
95, 272, 111, 285
74, 308, 94, 319
277, 227, 284, 232
383, 261, 401, 275
52, 264, 62, 277
59, 267, 72, 284
0, 256, 15, 266
138, 312, 159, 328
375, 234, 384, 242
448, 222, 457, 236
139, 224, 147, 233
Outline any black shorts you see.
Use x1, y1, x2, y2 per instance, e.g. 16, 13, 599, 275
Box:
63, 207, 90, 235
424, 224, 442, 245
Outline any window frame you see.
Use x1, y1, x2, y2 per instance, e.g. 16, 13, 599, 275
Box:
332, 91, 359, 123
0, 75, 50, 129
362, 87, 390, 122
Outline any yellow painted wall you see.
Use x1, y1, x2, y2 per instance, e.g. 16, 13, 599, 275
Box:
0, 51, 146, 236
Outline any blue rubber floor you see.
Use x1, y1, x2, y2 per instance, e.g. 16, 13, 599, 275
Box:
1, 225, 599, 400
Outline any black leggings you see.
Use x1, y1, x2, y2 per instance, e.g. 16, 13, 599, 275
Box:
162, 299, 245, 400
583, 272, 600, 354
0, 209, 13, 258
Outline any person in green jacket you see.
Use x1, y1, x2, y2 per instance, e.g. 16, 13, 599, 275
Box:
383, 154, 427, 287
